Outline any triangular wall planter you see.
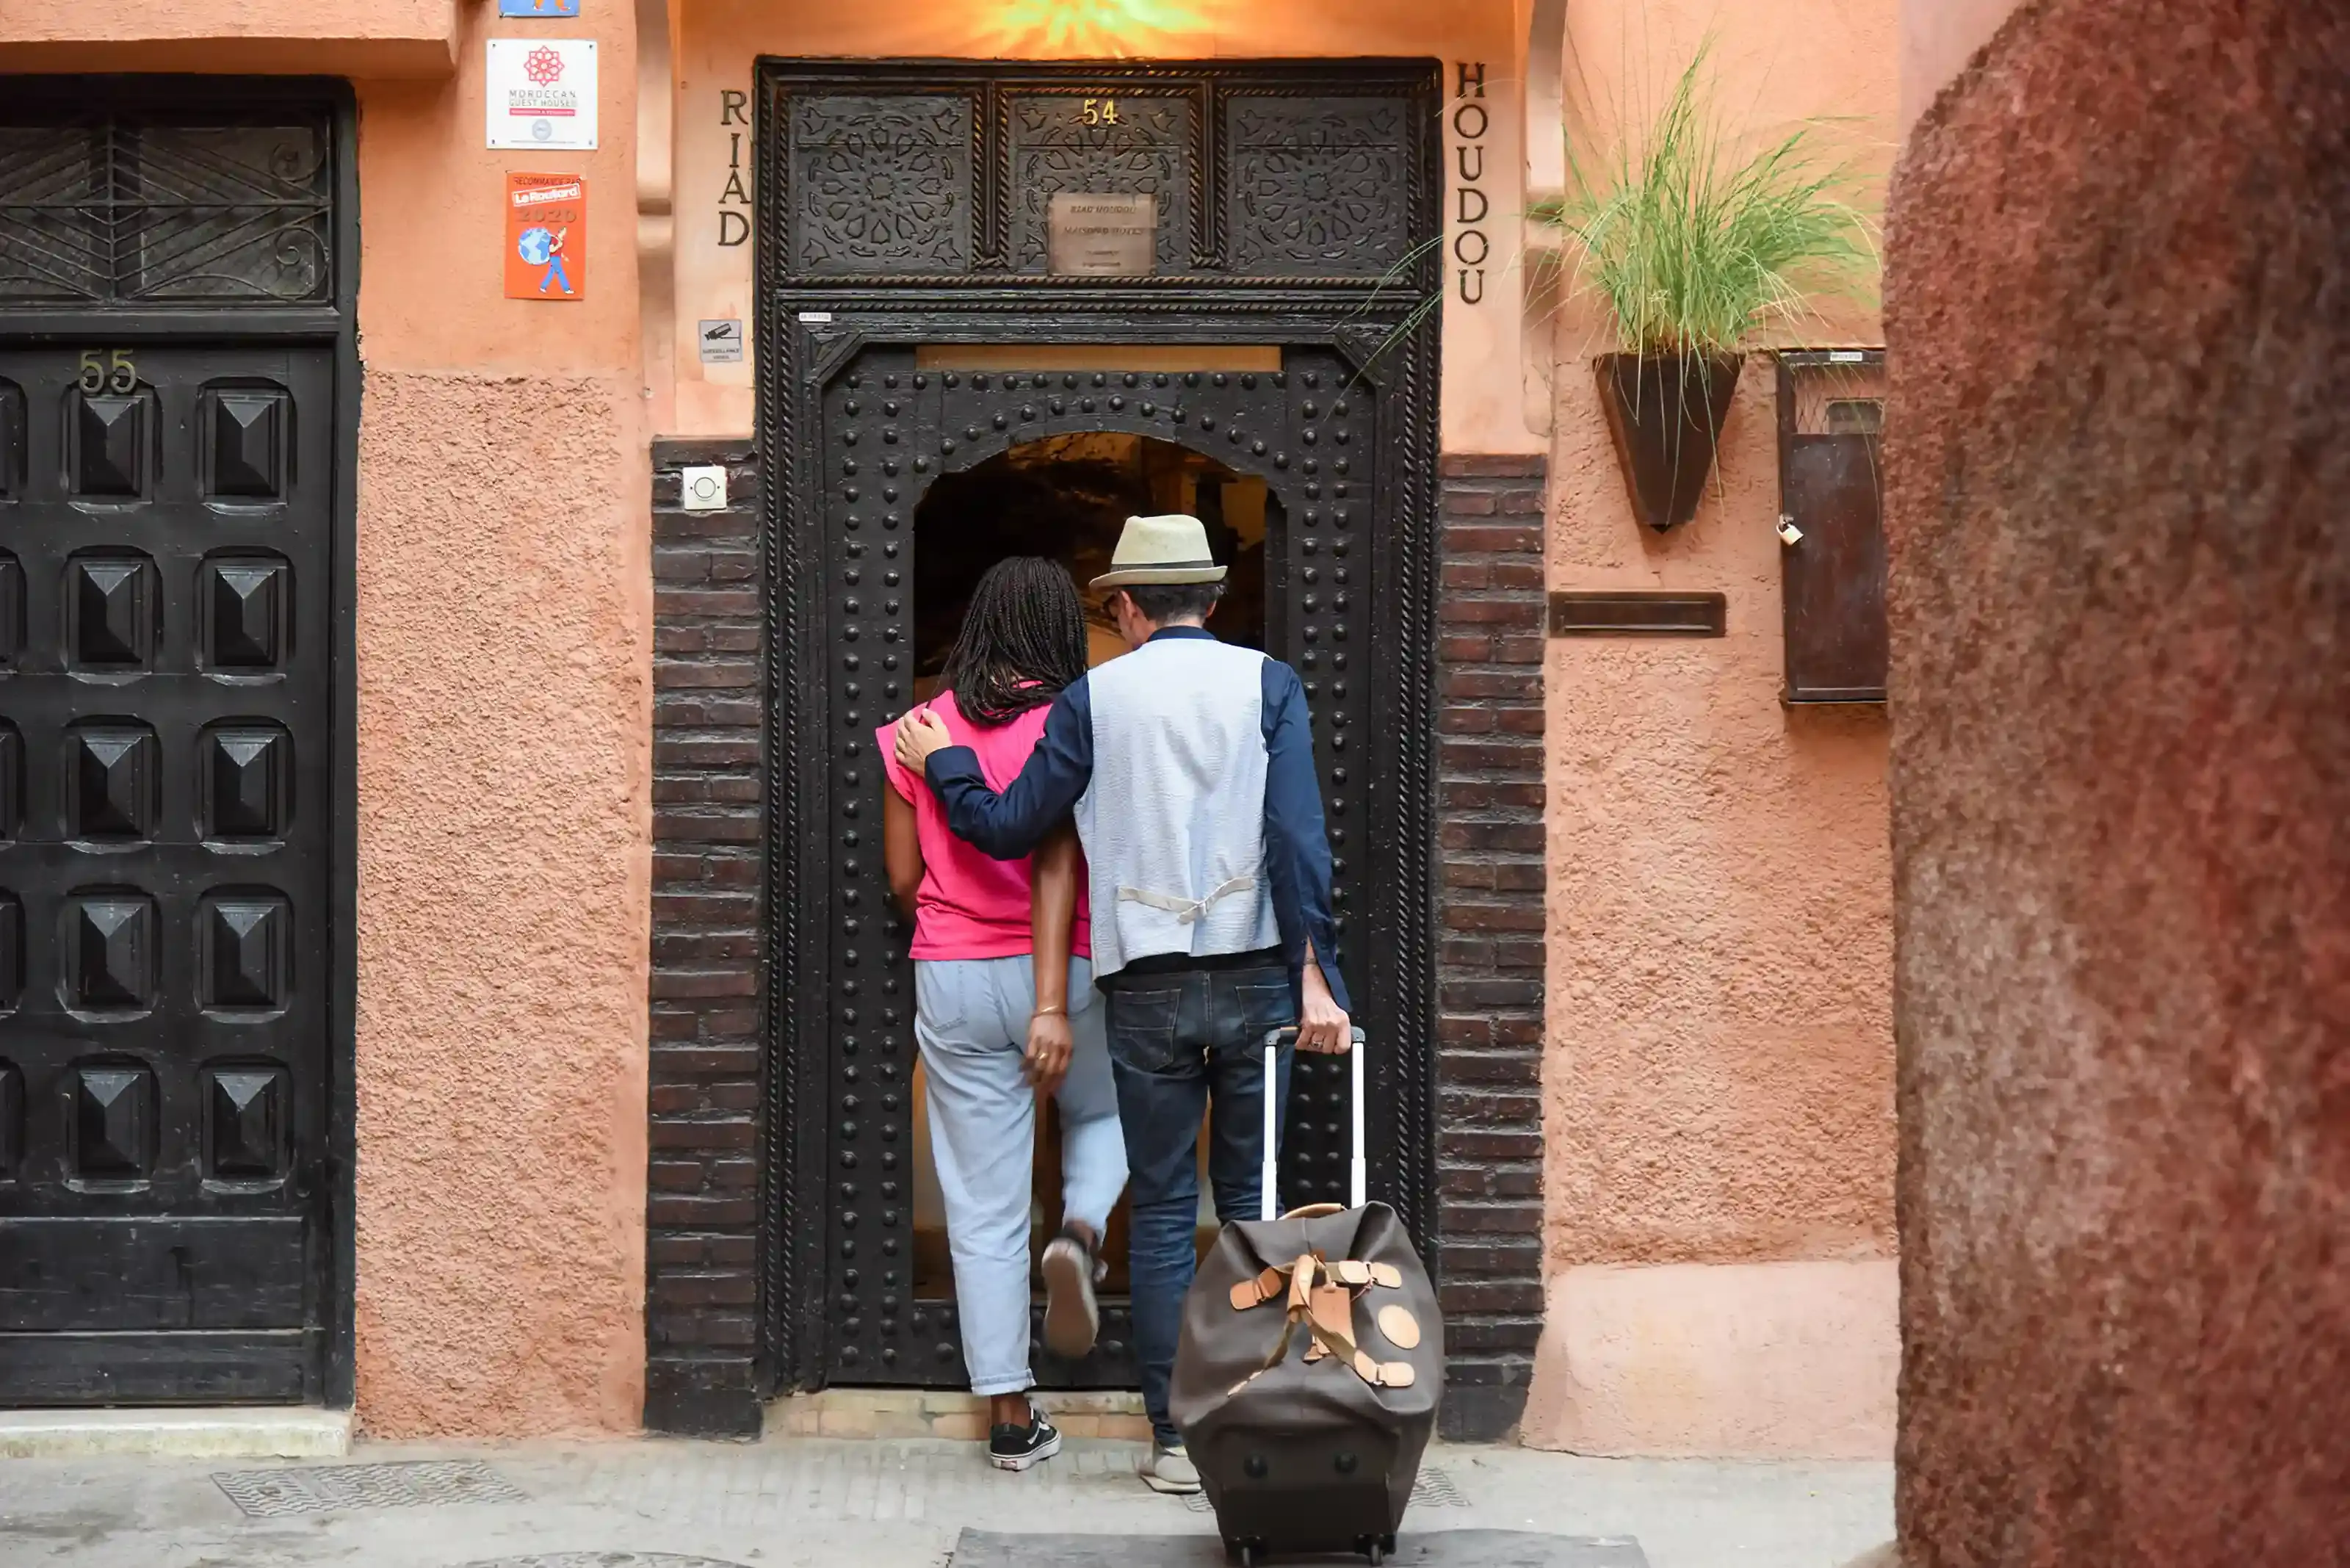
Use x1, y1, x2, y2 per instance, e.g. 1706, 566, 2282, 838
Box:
1594, 351, 1743, 531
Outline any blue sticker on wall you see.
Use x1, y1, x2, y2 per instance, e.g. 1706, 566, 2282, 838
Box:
498, 0, 582, 15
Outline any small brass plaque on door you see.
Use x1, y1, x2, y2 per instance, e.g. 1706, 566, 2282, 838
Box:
1047, 192, 1156, 276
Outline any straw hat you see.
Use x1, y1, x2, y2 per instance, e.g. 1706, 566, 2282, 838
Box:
1088, 513, 1229, 590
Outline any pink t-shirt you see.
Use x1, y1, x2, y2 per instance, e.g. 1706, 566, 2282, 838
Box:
878, 688, 1091, 961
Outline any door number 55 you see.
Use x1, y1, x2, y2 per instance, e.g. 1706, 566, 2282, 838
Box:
79, 349, 138, 394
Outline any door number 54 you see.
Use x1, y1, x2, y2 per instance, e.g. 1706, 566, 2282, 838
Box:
79, 349, 138, 394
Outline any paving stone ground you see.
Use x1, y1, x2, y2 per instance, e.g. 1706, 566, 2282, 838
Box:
0, 1436, 1890, 1568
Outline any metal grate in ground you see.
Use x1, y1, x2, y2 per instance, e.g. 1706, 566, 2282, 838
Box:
212, 1459, 528, 1517
1182, 1465, 1464, 1514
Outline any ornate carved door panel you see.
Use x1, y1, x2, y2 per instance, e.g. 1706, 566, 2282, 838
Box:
796, 342, 1392, 1385
757, 60, 1441, 1394
0, 85, 354, 1406
762, 61, 1433, 284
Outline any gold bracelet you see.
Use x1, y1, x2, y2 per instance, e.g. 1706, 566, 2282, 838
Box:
1033, 1003, 1066, 1017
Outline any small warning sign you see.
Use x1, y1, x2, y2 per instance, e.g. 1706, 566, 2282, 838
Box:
506, 173, 586, 301
697, 319, 744, 363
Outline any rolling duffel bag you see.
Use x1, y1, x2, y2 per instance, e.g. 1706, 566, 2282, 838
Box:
1170, 1027, 1443, 1567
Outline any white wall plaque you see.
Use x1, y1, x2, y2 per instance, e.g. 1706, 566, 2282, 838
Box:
486, 39, 599, 151
1046, 192, 1156, 277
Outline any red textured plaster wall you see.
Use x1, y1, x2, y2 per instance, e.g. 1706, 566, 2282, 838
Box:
1886, 1, 2350, 1561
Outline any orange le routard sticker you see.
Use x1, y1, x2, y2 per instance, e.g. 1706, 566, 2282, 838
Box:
505, 172, 585, 301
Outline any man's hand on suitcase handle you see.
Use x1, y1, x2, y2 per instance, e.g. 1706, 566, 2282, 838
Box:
1259, 1025, 1372, 1062
1293, 945, 1353, 1053
1268, 1024, 1367, 1053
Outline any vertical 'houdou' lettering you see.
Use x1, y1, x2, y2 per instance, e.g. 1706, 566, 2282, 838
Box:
1453, 63, 1489, 306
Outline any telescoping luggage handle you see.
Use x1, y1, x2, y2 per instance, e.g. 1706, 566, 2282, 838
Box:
1261, 1025, 1370, 1220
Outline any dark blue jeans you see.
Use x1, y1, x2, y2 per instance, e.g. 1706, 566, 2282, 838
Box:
1103, 960, 1294, 1448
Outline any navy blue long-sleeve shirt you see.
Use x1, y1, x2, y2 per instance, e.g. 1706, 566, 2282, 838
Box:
920, 626, 1351, 1013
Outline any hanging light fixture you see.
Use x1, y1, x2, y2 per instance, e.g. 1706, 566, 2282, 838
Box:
979, 0, 1215, 54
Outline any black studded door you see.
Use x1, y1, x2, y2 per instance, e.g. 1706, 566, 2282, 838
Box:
0, 342, 337, 1403
806, 344, 1381, 1387
758, 57, 1442, 1400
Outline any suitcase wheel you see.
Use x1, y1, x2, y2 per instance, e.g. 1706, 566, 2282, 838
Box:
1357, 1533, 1398, 1565
1225, 1541, 1259, 1568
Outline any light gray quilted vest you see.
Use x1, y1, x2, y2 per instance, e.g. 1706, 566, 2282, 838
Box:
1075, 637, 1282, 983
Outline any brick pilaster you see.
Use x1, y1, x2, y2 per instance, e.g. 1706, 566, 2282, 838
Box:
1432, 454, 1549, 1441
646, 438, 767, 1437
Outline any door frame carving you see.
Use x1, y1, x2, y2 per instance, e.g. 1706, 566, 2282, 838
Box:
753, 58, 1444, 1397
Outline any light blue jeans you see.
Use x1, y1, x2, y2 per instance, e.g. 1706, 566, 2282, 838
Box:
916, 954, 1128, 1396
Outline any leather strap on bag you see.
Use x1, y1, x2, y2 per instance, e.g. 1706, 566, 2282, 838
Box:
1243, 1252, 1417, 1390
1225, 1252, 1405, 1310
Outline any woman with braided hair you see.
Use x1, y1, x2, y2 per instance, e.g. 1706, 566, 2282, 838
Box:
879, 556, 1128, 1473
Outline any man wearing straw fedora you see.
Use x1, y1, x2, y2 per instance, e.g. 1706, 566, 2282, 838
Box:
894, 513, 1352, 1495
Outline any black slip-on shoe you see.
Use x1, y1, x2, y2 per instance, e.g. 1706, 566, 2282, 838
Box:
988, 1406, 1063, 1473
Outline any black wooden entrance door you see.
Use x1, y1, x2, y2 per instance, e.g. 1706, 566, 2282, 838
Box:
0, 83, 354, 1406
803, 345, 1383, 1387
0, 342, 336, 1403
756, 59, 1443, 1396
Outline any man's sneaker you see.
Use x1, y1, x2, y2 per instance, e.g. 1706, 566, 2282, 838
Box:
988, 1406, 1063, 1473
1140, 1442, 1201, 1495
1039, 1224, 1102, 1359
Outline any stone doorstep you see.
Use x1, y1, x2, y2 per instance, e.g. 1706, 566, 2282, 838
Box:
772, 1389, 1153, 1444
0, 1407, 353, 1462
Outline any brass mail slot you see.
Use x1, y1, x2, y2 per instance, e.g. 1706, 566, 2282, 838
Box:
1549, 590, 1728, 637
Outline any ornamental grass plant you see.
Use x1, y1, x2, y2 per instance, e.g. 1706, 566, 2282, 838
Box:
1533, 42, 1879, 359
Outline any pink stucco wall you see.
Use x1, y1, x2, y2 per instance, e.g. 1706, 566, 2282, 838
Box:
1898, 0, 2023, 126
1539, 365, 1895, 1271
1521, 0, 1900, 1456
1522, 358, 1897, 1456
1530, 1260, 1897, 1458
348, 15, 651, 1437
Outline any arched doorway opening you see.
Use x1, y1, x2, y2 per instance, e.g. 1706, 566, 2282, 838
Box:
899, 433, 1281, 1304
910, 431, 1270, 694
